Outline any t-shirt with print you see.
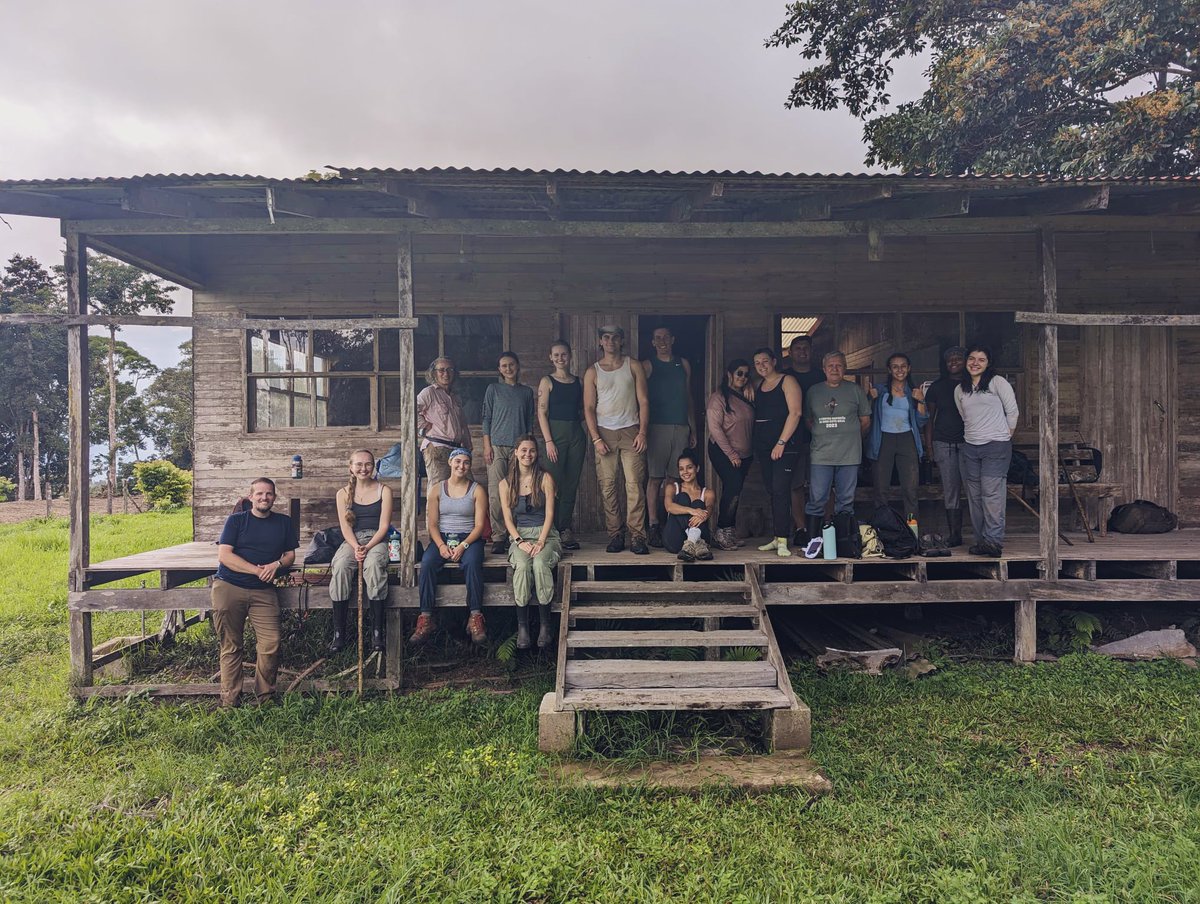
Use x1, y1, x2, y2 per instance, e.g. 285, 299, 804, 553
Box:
216, 510, 295, 590
806, 381, 871, 466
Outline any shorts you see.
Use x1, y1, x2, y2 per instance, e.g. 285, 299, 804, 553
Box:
645, 424, 690, 479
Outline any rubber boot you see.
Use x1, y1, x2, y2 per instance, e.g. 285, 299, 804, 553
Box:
328, 601, 348, 653
946, 508, 963, 547
806, 515, 823, 546
537, 604, 553, 649
369, 598, 386, 653
516, 604, 532, 650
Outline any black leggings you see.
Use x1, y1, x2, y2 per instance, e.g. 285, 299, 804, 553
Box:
663, 498, 712, 553
757, 448, 800, 537
708, 442, 753, 529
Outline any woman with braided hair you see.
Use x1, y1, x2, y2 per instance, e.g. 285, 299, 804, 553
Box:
329, 449, 394, 653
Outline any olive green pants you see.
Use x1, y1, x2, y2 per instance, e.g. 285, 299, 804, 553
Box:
508, 526, 562, 606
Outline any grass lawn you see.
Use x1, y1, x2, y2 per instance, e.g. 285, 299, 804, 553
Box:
2, 512, 1200, 902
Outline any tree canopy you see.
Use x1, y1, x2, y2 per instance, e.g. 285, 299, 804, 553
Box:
767, 0, 1200, 176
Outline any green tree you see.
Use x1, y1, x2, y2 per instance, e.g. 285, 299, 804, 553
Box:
87, 336, 158, 488
85, 256, 175, 512
145, 340, 194, 469
767, 0, 1200, 175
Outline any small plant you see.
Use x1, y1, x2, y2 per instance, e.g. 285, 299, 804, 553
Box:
133, 460, 193, 511
1043, 607, 1104, 654
722, 646, 762, 662
0, 476, 15, 502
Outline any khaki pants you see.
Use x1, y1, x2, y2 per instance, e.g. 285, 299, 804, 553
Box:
329, 529, 390, 602
509, 525, 562, 606
422, 444, 452, 485
596, 425, 647, 542
486, 444, 514, 542
211, 579, 281, 707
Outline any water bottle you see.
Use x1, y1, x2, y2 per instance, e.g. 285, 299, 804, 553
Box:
822, 521, 837, 560
290, 454, 303, 479
387, 527, 401, 562
907, 513, 919, 538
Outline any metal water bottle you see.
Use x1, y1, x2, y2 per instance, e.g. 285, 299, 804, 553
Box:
291, 454, 303, 479
387, 527, 402, 563
822, 521, 837, 560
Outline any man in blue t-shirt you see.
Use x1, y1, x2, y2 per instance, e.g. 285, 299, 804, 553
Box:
212, 477, 295, 707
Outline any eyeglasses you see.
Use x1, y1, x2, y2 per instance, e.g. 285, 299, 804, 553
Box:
733, 370, 750, 378
433, 367, 455, 373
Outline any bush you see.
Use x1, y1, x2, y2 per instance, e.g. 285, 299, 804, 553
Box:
0, 476, 14, 502
133, 460, 193, 511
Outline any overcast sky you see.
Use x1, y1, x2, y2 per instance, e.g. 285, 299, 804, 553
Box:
0, 0, 926, 368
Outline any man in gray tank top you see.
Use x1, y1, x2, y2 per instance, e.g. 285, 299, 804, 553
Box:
584, 324, 650, 554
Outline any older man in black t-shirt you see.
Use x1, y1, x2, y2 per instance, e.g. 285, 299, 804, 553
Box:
212, 477, 295, 707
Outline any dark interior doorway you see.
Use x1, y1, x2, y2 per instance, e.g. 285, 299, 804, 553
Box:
637, 314, 710, 452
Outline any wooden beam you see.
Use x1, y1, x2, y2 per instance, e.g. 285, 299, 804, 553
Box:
826, 184, 894, 207
841, 191, 971, 220
1015, 312, 1200, 327
397, 235, 417, 590
122, 185, 243, 219
75, 678, 400, 700
1039, 228, 1060, 582
269, 187, 329, 218
0, 314, 419, 330
1014, 598, 1037, 663
65, 232, 91, 687
666, 181, 724, 222
542, 180, 562, 221
0, 189, 132, 220
974, 185, 1110, 217
867, 222, 883, 261
371, 179, 468, 218
87, 236, 204, 289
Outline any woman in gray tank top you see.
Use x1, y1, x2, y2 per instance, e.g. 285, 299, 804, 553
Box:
499, 434, 561, 650
413, 447, 489, 646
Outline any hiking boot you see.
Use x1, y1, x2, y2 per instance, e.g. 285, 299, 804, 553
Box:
560, 528, 580, 551
409, 612, 435, 645
693, 538, 714, 561
537, 604, 553, 649
369, 598, 386, 653
515, 605, 532, 650
677, 540, 696, 563
605, 534, 625, 554
467, 611, 488, 645
792, 526, 809, 548
491, 539, 510, 556
984, 541, 1003, 558
328, 600, 348, 653
630, 538, 650, 555
713, 527, 738, 551
647, 523, 664, 548
946, 509, 963, 547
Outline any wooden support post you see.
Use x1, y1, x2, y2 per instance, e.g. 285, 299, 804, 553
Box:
1014, 598, 1037, 663
1038, 229, 1060, 581
65, 232, 93, 687
386, 607, 403, 688
391, 233, 417, 683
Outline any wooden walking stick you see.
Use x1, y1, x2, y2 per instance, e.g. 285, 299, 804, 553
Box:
356, 561, 365, 696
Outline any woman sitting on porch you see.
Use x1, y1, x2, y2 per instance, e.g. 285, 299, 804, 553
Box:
412, 447, 489, 647
662, 450, 715, 562
329, 449, 394, 654
706, 358, 754, 550
499, 435, 561, 650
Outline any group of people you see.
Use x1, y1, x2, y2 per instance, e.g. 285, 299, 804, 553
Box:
207, 328, 1018, 706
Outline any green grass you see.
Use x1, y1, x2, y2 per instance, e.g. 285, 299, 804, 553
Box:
2, 512, 1200, 901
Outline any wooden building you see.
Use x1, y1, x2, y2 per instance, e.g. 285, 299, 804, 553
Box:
2, 168, 1198, 743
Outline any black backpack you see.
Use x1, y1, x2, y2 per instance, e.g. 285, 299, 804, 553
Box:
302, 525, 345, 564
831, 511, 862, 559
1008, 449, 1037, 487
1107, 500, 1178, 534
869, 505, 918, 559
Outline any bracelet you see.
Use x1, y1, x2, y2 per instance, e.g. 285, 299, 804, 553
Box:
592, 437, 603, 444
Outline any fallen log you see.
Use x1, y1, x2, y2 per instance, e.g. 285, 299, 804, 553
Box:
815, 647, 903, 675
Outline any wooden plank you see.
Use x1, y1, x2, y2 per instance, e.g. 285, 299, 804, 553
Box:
69, 612, 93, 687
570, 603, 760, 619
555, 565, 571, 710
1039, 228, 1060, 581
559, 687, 790, 711
565, 660, 776, 689
566, 629, 767, 649
122, 185, 242, 219
1014, 598, 1037, 663
74, 678, 399, 700
746, 565, 800, 708
87, 236, 204, 289
573, 580, 749, 596
0, 313, 418, 330
665, 181, 724, 222
397, 234, 417, 587
1016, 312, 1200, 327
65, 232, 89, 601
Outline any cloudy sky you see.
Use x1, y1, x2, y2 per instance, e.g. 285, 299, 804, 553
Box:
1, 0, 925, 367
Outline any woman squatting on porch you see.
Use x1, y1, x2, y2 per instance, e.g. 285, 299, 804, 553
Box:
413, 446, 489, 646
329, 450, 394, 654
662, 450, 716, 562
499, 435, 561, 649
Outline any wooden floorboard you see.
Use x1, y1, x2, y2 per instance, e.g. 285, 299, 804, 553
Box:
565, 660, 776, 689
560, 687, 791, 710
571, 603, 759, 619
567, 629, 767, 649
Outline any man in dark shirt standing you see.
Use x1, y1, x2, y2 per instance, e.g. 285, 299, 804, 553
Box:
212, 477, 296, 707
923, 346, 967, 546
780, 335, 826, 544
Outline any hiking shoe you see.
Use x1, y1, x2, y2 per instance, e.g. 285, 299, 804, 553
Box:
605, 534, 625, 554
968, 544, 988, 557
677, 541, 696, 563
793, 527, 808, 548
630, 538, 650, 555
491, 539, 510, 555
919, 533, 952, 558
693, 538, 714, 561
713, 527, 738, 551
647, 523, 664, 548
560, 528, 580, 551
467, 612, 487, 645
803, 537, 824, 559
409, 612, 435, 646
984, 542, 1003, 558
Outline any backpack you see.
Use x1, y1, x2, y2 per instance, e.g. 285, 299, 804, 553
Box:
832, 511, 862, 559
1107, 500, 1178, 534
859, 525, 886, 558
302, 525, 345, 564
1008, 449, 1037, 487
869, 505, 918, 559
377, 443, 404, 478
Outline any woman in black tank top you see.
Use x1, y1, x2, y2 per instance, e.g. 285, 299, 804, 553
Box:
752, 347, 804, 557
537, 340, 586, 549
662, 450, 716, 561
330, 449, 394, 653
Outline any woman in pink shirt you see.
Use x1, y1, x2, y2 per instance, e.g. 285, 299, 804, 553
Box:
705, 358, 755, 550
417, 357, 471, 485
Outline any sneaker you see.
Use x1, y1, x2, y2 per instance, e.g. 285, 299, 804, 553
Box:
647, 523, 664, 548
560, 528, 580, 551
466, 611, 487, 645
803, 537, 824, 559
693, 538, 714, 561
605, 534, 625, 554
677, 540, 696, 563
409, 612, 435, 645
491, 539, 510, 555
630, 538, 650, 556
968, 544, 988, 556
984, 542, 1004, 558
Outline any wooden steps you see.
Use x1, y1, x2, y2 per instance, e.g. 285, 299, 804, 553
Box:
539, 564, 811, 752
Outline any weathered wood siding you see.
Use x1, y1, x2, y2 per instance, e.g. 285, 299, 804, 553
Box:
1178, 329, 1200, 527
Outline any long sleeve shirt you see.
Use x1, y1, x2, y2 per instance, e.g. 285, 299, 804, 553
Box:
954, 376, 1019, 444
481, 381, 535, 447
705, 390, 754, 459
417, 384, 470, 450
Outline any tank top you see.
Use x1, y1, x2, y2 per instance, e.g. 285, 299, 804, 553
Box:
753, 375, 800, 452
594, 357, 639, 430
672, 483, 707, 506
439, 480, 477, 535
514, 494, 546, 529
349, 494, 382, 533
547, 376, 582, 421
648, 356, 689, 426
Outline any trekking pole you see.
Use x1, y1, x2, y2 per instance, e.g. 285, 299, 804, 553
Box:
356, 561, 365, 696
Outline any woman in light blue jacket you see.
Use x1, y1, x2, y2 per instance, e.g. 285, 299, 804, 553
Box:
866, 352, 929, 524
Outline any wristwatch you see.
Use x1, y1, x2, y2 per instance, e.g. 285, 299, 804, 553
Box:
776, 440, 786, 446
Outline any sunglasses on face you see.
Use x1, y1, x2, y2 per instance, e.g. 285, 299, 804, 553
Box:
734, 370, 750, 378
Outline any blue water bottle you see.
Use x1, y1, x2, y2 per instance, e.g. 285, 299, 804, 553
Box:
822, 520, 838, 560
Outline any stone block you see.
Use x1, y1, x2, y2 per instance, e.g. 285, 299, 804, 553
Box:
537, 692, 577, 754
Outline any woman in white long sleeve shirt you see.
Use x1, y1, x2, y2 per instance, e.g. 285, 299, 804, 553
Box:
954, 345, 1019, 557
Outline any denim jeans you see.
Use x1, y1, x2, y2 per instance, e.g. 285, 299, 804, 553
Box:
806, 463, 859, 516
419, 533, 484, 613
960, 440, 1012, 547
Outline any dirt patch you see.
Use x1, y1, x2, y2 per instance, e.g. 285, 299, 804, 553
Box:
0, 496, 148, 524
553, 751, 833, 795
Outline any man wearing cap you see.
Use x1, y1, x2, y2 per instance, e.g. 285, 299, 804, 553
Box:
641, 325, 695, 548
924, 346, 967, 546
584, 324, 651, 554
